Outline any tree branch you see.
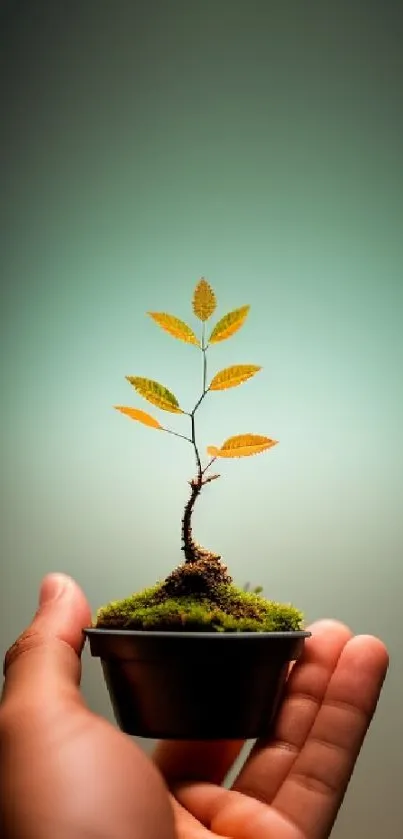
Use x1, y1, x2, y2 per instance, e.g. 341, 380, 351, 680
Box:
190, 412, 202, 481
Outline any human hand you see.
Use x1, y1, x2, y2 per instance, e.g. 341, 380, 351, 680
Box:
0, 574, 388, 839
0, 574, 175, 839
156, 617, 388, 838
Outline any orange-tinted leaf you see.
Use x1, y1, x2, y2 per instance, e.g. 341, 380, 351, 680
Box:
193, 278, 217, 321
208, 305, 250, 344
126, 377, 183, 413
147, 312, 200, 345
207, 434, 278, 458
114, 406, 162, 429
209, 364, 261, 391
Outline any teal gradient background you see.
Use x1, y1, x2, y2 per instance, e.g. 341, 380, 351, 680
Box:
1, 2, 402, 836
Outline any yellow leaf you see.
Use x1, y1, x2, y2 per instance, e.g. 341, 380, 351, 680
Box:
209, 364, 261, 391
126, 377, 183, 413
147, 312, 200, 346
208, 305, 250, 344
207, 434, 278, 458
114, 406, 162, 429
193, 278, 217, 321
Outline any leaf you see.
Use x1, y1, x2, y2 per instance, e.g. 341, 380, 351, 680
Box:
147, 312, 200, 346
114, 406, 162, 429
206, 446, 220, 457
126, 377, 183, 413
193, 278, 217, 321
207, 434, 278, 458
208, 305, 250, 344
209, 364, 261, 391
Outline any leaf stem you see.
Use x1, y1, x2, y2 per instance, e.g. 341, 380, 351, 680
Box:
162, 428, 192, 443
201, 456, 217, 476
188, 320, 211, 481
202, 323, 208, 393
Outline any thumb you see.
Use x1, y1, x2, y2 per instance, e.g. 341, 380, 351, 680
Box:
1, 573, 92, 707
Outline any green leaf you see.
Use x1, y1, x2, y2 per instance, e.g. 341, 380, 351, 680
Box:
209, 364, 261, 391
208, 306, 250, 343
147, 312, 200, 345
126, 377, 183, 413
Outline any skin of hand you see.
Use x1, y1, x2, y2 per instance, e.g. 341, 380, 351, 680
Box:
0, 575, 388, 839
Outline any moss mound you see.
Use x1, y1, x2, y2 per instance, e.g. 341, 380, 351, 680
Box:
96, 576, 304, 633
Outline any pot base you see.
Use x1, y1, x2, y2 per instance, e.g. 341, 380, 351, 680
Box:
84, 628, 311, 739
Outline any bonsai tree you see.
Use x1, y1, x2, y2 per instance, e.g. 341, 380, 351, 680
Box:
95, 278, 303, 633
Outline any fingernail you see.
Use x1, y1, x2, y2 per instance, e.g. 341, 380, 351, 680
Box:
39, 573, 67, 606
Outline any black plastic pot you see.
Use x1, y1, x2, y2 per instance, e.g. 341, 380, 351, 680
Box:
84, 628, 311, 739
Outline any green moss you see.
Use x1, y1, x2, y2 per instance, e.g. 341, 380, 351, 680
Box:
96, 581, 304, 633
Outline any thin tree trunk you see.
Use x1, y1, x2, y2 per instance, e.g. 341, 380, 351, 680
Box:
181, 476, 220, 563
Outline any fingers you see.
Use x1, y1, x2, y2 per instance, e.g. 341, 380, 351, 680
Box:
172, 626, 388, 839
1, 573, 92, 711
232, 620, 353, 802
271, 633, 388, 839
154, 620, 351, 788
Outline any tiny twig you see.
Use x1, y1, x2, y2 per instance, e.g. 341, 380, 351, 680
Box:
201, 456, 217, 476
162, 428, 192, 443
202, 473, 220, 485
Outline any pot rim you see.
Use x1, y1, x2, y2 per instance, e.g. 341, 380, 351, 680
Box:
84, 628, 311, 640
